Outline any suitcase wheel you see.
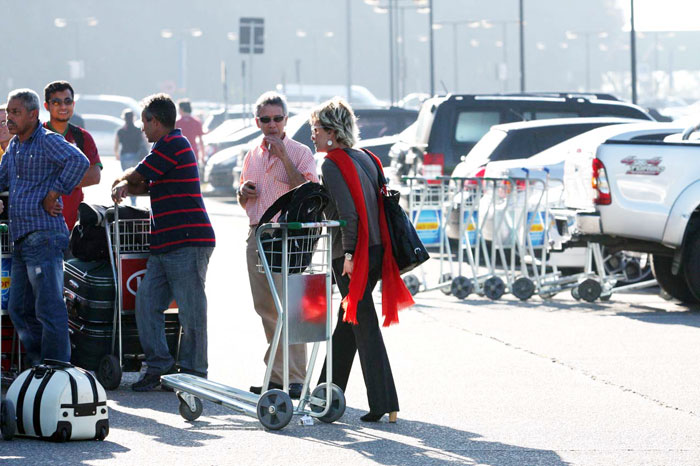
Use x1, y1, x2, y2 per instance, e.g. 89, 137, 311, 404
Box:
1, 399, 16, 441
97, 355, 122, 390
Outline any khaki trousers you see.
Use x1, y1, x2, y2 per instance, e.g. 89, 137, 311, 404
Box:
246, 228, 307, 384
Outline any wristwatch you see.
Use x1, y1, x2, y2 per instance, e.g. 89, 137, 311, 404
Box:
344, 252, 353, 261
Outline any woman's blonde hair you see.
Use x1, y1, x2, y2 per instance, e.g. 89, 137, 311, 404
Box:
309, 97, 358, 148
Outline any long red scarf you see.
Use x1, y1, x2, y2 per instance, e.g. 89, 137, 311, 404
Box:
325, 148, 414, 326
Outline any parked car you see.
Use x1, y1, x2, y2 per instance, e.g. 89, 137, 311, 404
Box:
81, 113, 124, 157
386, 93, 654, 186
560, 122, 699, 303
206, 107, 418, 195
277, 84, 386, 107
202, 125, 262, 195
75, 94, 141, 120
202, 105, 256, 133
455, 119, 683, 279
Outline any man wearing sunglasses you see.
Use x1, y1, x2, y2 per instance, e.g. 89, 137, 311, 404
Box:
238, 91, 317, 399
43, 81, 102, 231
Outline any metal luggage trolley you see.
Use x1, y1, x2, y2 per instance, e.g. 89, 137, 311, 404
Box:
1, 223, 24, 388
94, 204, 180, 389
399, 176, 453, 296
0, 223, 17, 440
162, 220, 346, 431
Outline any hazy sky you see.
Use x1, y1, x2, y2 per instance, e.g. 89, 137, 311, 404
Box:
617, 0, 700, 30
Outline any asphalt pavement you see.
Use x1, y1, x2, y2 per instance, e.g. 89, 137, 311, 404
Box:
2, 157, 700, 465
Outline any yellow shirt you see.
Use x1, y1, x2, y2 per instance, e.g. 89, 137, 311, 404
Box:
0, 145, 4, 163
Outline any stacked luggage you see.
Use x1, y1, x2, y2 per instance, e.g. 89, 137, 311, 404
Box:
65, 203, 180, 390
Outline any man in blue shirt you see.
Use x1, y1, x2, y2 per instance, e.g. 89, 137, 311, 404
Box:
0, 89, 89, 364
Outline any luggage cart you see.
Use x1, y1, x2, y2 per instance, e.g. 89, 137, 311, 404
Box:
400, 176, 453, 296
0, 223, 16, 439
84, 205, 180, 389
162, 220, 346, 431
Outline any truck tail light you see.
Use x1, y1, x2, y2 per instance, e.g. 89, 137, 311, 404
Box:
592, 158, 611, 205
422, 152, 444, 184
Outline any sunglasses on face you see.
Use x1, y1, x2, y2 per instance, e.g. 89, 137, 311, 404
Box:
49, 97, 74, 107
257, 115, 285, 124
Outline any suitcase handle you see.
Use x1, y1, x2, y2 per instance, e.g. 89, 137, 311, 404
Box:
42, 359, 73, 368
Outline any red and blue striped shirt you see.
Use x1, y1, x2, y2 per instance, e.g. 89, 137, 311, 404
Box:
135, 128, 215, 254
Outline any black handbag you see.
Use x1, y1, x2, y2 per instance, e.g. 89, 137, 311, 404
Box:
358, 149, 429, 274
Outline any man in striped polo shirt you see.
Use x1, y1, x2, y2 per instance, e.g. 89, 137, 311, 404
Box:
112, 93, 215, 392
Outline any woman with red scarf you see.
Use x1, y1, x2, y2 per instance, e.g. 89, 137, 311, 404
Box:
310, 98, 414, 423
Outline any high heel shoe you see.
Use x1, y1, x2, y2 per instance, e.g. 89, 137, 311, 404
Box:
360, 411, 398, 423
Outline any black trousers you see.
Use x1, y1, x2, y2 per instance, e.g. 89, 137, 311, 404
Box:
318, 245, 399, 414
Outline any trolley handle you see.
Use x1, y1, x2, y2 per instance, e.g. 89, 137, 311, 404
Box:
257, 220, 346, 233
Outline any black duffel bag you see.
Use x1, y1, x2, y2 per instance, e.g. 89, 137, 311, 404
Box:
69, 203, 150, 261
256, 182, 330, 274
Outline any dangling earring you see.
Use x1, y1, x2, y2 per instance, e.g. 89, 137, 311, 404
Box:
327, 140, 333, 147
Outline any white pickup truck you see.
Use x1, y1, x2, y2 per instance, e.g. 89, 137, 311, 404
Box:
560, 122, 700, 304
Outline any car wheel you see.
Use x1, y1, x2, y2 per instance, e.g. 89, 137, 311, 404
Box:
651, 254, 698, 304
683, 234, 700, 302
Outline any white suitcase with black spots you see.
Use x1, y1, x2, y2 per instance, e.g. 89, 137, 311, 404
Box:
5, 360, 109, 441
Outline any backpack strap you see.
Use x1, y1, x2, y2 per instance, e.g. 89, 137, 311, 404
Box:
68, 123, 85, 153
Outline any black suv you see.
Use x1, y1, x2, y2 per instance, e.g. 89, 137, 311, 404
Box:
387, 93, 653, 184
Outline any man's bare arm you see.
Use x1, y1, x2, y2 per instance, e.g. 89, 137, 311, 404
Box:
78, 164, 101, 188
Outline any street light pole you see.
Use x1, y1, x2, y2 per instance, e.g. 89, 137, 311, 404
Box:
429, 0, 435, 96
347, 0, 352, 104
519, 0, 525, 92
388, 0, 396, 104
630, 0, 638, 104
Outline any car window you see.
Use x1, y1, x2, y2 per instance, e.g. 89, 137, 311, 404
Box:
463, 129, 507, 167
525, 111, 579, 120
454, 111, 500, 144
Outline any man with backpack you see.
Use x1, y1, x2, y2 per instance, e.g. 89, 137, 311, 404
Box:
238, 91, 318, 399
43, 81, 102, 231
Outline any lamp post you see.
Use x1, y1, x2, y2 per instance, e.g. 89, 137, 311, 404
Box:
565, 30, 609, 91
630, 0, 637, 104
365, 0, 431, 103
435, 19, 518, 93
53, 16, 99, 80
161, 28, 203, 94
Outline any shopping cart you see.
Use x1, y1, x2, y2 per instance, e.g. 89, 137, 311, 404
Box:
68, 204, 180, 389
162, 220, 346, 431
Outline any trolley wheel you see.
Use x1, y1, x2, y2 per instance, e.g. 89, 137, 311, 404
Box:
600, 293, 612, 302
403, 274, 420, 296
310, 383, 346, 423
571, 287, 581, 300
1, 400, 16, 440
450, 276, 473, 300
257, 389, 293, 431
483, 276, 505, 300
177, 394, 203, 421
578, 279, 602, 303
57, 426, 70, 442
440, 273, 453, 295
97, 355, 122, 390
512, 277, 535, 301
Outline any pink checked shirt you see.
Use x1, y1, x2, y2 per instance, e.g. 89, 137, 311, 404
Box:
240, 135, 318, 225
